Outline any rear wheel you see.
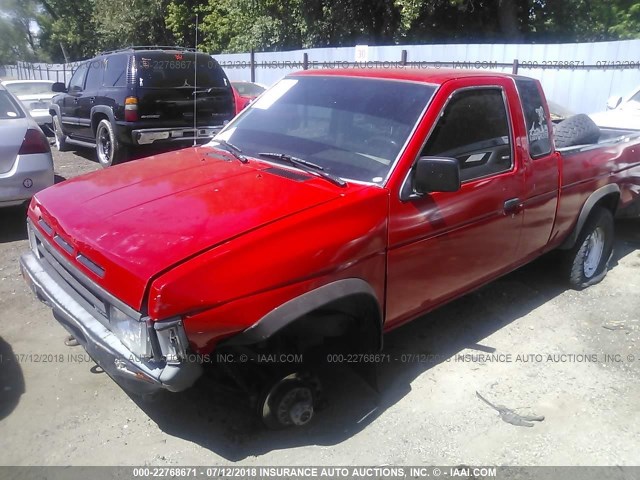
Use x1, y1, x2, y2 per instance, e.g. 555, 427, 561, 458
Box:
564, 207, 614, 288
95, 119, 127, 167
52, 115, 69, 152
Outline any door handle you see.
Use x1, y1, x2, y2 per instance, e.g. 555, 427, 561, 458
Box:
504, 198, 523, 215
90, 97, 95, 103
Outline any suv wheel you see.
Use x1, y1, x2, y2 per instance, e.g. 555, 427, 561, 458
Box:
95, 119, 127, 167
52, 115, 69, 152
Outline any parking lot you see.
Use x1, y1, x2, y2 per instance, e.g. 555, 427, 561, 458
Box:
0, 147, 639, 466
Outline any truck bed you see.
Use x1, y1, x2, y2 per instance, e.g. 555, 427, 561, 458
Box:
553, 131, 640, 246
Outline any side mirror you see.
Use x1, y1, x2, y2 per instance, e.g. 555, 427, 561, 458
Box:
413, 157, 461, 194
606, 95, 622, 110
52, 82, 67, 93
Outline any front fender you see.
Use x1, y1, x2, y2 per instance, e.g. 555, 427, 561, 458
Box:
223, 278, 383, 347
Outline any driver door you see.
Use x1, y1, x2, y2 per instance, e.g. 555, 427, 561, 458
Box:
61, 62, 88, 137
385, 79, 526, 328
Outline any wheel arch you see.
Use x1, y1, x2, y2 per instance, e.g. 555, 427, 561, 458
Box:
559, 184, 620, 250
90, 107, 116, 136
223, 278, 384, 353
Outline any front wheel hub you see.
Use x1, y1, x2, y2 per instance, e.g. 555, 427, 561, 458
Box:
275, 385, 314, 427
260, 373, 319, 429
288, 397, 314, 426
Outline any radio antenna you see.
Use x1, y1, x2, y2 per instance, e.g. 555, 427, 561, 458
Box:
193, 13, 198, 146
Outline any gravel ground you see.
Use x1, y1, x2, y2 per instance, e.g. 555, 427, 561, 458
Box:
0, 146, 639, 467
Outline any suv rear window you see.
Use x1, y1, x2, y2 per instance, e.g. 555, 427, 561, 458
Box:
135, 53, 227, 89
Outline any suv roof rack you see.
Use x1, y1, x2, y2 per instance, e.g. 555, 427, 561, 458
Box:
99, 45, 200, 55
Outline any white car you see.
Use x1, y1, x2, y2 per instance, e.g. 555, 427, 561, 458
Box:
0, 84, 54, 207
589, 86, 640, 131
1, 80, 56, 132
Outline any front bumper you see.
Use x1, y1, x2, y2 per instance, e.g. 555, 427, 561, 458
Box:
0, 152, 53, 207
131, 126, 223, 145
20, 251, 202, 395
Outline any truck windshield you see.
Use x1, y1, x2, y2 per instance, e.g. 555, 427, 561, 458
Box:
214, 76, 436, 183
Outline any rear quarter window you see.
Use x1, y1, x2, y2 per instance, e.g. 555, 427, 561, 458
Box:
103, 54, 128, 87
515, 78, 552, 158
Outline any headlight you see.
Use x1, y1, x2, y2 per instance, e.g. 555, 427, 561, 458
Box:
109, 305, 151, 359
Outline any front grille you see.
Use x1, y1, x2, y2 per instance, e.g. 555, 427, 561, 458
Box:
29, 221, 141, 327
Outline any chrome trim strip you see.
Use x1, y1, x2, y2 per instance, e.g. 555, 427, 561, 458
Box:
38, 218, 53, 235
54, 234, 74, 254
77, 254, 106, 278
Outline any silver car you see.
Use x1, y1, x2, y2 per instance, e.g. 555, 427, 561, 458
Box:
1, 80, 55, 131
0, 84, 54, 208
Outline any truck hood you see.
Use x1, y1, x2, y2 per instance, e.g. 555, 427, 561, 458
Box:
31, 146, 352, 311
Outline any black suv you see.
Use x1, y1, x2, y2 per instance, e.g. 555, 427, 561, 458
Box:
50, 46, 236, 167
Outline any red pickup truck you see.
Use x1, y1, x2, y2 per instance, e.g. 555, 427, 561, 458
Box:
20, 69, 640, 428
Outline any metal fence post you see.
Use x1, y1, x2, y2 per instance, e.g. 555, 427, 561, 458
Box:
303, 52, 309, 70
250, 51, 255, 83
512, 59, 519, 75
401, 49, 408, 66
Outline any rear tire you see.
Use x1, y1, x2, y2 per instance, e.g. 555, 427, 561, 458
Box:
95, 119, 127, 168
564, 207, 614, 289
52, 115, 70, 152
554, 114, 600, 148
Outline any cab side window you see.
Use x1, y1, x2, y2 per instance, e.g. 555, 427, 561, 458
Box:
421, 88, 513, 182
68, 63, 89, 92
515, 78, 552, 158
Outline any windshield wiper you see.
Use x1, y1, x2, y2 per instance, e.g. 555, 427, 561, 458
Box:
258, 152, 347, 187
214, 139, 248, 163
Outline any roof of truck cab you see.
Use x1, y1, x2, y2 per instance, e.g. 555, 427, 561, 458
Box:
292, 68, 517, 85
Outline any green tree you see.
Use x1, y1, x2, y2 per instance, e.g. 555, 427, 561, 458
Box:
0, 16, 31, 63
609, 2, 640, 38
92, 0, 174, 52
5, 0, 640, 64
0, 0, 40, 62
36, 0, 97, 62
